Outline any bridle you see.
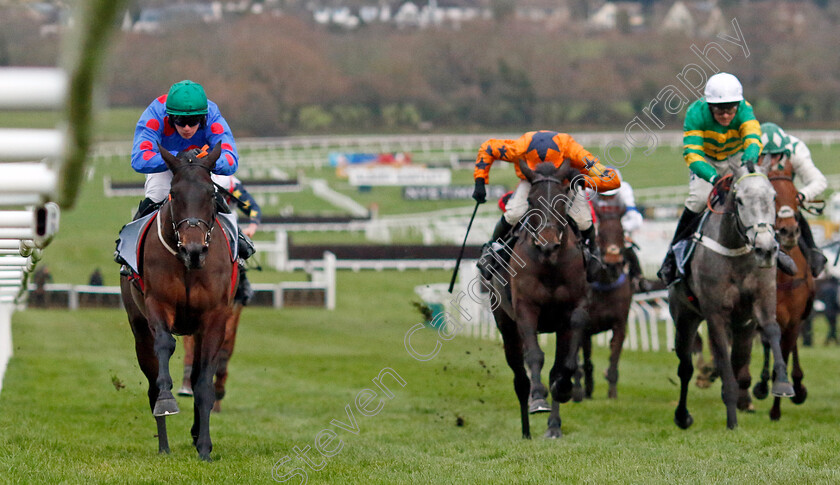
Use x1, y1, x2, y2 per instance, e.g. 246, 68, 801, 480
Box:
525, 175, 570, 248
167, 162, 216, 255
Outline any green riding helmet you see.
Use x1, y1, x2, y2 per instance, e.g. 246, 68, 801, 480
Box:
759, 122, 790, 156
165, 80, 208, 116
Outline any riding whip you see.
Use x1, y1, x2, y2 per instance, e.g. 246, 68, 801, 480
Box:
448, 200, 481, 293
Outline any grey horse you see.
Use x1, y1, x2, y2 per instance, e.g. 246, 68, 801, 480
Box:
670, 158, 794, 430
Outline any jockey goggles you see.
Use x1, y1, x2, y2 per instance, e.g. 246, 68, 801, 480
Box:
171, 114, 205, 127
709, 103, 738, 115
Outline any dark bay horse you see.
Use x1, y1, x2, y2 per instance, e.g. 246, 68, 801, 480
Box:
578, 192, 632, 400
670, 158, 793, 430
120, 143, 236, 461
487, 160, 588, 439
752, 157, 814, 419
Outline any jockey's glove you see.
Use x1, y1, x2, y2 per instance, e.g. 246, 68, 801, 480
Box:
741, 144, 760, 165
472, 178, 487, 204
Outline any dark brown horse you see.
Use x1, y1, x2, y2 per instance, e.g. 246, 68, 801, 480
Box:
577, 193, 633, 399
487, 160, 589, 439
752, 157, 814, 419
120, 143, 236, 461
178, 302, 245, 413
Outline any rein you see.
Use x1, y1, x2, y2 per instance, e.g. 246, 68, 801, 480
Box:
697, 171, 774, 258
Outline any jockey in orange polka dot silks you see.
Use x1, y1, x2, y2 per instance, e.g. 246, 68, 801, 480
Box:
472, 130, 620, 282
130, 80, 239, 218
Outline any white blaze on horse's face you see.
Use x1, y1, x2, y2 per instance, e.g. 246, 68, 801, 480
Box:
733, 172, 778, 267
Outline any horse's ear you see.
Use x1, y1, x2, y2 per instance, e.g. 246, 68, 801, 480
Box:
557, 158, 576, 182
202, 142, 222, 171
158, 143, 179, 172
519, 159, 535, 181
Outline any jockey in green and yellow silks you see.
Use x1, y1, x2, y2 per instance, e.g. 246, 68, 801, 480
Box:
657, 73, 796, 285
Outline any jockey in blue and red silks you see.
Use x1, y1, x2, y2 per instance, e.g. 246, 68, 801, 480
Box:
131, 79, 239, 217
116, 80, 254, 277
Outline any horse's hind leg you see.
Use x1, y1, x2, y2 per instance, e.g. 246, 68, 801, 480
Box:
581, 336, 594, 400
178, 335, 195, 397
606, 320, 626, 399
731, 326, 755, 413
752, 341, 771, 400
707, 317, 739, 429
790, 341, 807, 405
212, 303, 243, 413
673, 310, 702, 429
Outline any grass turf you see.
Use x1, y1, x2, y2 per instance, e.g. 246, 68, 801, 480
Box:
2, 269, 840, 483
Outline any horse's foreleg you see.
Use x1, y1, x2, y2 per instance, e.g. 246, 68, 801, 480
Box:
150, 314, 179, 418
761, 321, 794, 398
498, 321, 532, 439
551, 307, 587, 405
516, 304, 547, 407
673, 311, 701, 429
193, 313, 227, 461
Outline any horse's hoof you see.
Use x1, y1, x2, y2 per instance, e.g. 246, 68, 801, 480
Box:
153, 398, 180, 417
607, 388, 617, 399
177, 386, 194, 397
791, 386, 807, 405
158, 447, 170, 455
544, 427, 563, 439
199, 453, 212, 462
674, 411, 693, 430
572, 385, 585, 403
212, 400, 222, 413
770, 408, 781, 421
528, 398, 551, 414
752, 381, 769, 400
737, 402, 756, 413
771, 382, 795, 398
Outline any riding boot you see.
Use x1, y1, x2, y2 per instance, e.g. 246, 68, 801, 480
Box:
478, 216, 513, 280
135, 197, 162, 220
798, 215, 827, 277
581, 226, 602, 283
657, 208, 701, 285
237, 232, 256, 261
234, 264, 254, 305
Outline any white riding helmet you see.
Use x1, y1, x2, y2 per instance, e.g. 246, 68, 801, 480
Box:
704, 72, 743, 104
